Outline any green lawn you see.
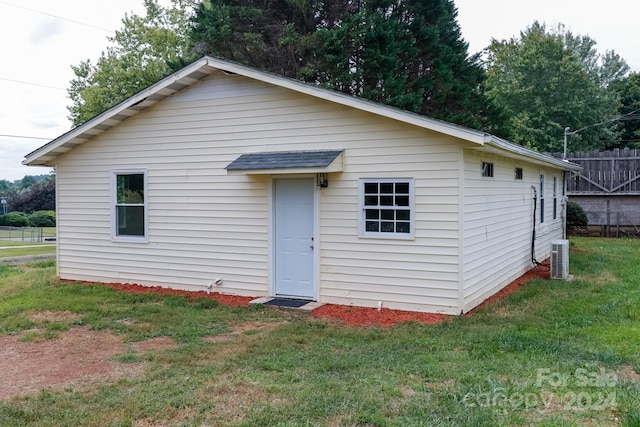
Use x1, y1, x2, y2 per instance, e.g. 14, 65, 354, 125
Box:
0, 227, 56, 258
0, 237, 638, 426
0, 245, 56, 258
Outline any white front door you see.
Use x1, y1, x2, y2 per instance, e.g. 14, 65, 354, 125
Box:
274, 178, 315, 299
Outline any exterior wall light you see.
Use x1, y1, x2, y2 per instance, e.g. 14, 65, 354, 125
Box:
317, 172, 328, 187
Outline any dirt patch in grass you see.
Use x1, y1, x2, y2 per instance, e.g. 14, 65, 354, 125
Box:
0, 326, 133, 400
130, 336, 177, 352
26, 310, 82, 323
0, 324, 176, 401
617, 364, 640, 383
205, 321, 284, 342
590, 271, 619, 285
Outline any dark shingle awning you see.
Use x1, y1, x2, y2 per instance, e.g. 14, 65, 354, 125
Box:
226, 150, 344, 174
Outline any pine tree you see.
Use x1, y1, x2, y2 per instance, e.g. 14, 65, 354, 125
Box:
190, 0, 487, 128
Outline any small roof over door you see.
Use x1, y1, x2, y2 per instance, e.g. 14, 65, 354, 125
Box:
225, 150, 343, 175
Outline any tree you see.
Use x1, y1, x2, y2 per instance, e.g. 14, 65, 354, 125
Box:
68, 0, 198, 126
7, 175, 55, 213
609, 72, 640, 148
0, 180, 11, 194
484, 22, 627, 153
19, 175, 36, 190
190, 0, 488, 128
0, 212, 29, 227
566, 201, 588, 227
27, 211, 57, 227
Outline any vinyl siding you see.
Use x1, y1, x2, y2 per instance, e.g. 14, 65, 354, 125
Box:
461, 150, 565, 312
55, 72, 463, 312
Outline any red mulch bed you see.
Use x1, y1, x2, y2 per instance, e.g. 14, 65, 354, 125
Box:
311, 304, 448, 327
61, 280, 255, 307
63, 265, 550, 327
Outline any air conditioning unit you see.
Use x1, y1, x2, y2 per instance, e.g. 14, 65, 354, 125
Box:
551, 239, 569, 280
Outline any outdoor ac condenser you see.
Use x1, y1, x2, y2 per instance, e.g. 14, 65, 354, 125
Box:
551, 239, 569, 280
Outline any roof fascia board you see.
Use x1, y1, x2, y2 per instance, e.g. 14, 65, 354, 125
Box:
203, 57, 487, 145
484, 136, 582, 171
25, 56, 577, 171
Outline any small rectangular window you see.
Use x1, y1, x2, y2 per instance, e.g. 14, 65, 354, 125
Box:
361, 179, 413, 238
112, 170, 147, 241
515, 167, 523, 180
482, 162, 494, 177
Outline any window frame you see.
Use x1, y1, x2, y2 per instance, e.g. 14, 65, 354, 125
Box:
359, 178, 414, 240
481, 161, 494, 178
514, 167, 523, 180
553, 175, 558, 220
539, 173, 545, 224
111, 169, 148, 243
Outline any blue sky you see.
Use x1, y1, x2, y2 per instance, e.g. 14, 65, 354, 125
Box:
1, 0, 638, 181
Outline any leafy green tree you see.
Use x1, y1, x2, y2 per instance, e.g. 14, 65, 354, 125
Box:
190, 0, 488, 128
19, 175, 36, 190
0, 212, 29, 227
7, 176, 55, 213
609, 72, 640, 148
27, 211, 57, 227
68, 0, 198, 126
0, 180, 11, 194
484, 22, 626, 153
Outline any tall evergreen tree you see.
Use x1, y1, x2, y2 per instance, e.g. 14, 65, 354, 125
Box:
190, 0, 487, 128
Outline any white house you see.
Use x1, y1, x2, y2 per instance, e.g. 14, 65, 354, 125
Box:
24, 56, 580, 314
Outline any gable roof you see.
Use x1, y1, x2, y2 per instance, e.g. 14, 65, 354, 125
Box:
23, 56, 579, 171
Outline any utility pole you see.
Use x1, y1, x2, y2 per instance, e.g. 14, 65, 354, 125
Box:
563, 127, 571, 160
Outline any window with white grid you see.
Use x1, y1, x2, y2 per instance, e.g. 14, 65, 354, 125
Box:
360, 179, 413, 238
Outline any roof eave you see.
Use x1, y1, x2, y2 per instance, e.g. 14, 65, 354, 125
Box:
482, 136, 582, 171
200, 57, 488, 145
23, 57, 217, 166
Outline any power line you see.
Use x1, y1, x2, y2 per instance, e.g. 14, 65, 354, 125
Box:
568, 106, 640, 135
0, 0, 114, 33
0, 77, 66, 91
0, 134, 52, 141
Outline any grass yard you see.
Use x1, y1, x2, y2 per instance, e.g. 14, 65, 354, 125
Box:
0, 237, 638, 426
0, 227, 56, 258
0, 245, 56, 258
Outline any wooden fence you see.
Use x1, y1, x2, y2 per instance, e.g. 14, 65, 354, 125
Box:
563, 148, 640, 194
557, 148, 640, 236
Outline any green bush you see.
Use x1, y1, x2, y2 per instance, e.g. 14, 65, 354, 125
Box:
27, 210, 56, 227
0, 211, 29, 227
567, 200, 588, 227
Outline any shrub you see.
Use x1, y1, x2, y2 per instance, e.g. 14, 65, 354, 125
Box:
567, 201, 588, 227
0, 211, 29, 227
27, 210, 56, 227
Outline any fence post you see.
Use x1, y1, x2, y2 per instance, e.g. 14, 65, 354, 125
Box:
606, 199, 611, 238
